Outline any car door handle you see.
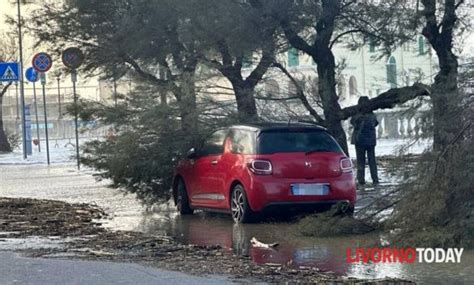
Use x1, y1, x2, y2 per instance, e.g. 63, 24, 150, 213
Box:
211, 160, 218, 165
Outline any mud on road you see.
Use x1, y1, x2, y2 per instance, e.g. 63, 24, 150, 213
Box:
0, 197, 413, 284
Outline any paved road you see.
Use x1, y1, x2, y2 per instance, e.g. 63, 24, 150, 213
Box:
0, 251, 236, 285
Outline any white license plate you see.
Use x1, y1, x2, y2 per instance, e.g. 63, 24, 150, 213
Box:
291, 183, 329, 195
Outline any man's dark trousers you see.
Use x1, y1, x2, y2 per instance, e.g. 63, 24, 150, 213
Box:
355, 144, 378, 184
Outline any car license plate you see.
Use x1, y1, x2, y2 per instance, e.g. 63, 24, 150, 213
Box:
291, 183, 329, 195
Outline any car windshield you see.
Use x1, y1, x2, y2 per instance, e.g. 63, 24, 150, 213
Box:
257, 129, 343, 154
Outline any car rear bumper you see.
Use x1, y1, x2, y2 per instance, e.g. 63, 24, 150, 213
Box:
246, 173, 356, 212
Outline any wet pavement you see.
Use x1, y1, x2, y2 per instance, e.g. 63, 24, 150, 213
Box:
1, 163, 473, 284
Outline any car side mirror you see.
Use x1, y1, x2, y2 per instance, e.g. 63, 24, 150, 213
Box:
186, 148, 197, 159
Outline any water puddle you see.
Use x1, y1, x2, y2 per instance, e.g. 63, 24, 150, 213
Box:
140, 213, 474, 284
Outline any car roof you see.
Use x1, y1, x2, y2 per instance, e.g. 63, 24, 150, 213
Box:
230, 121, 326, 132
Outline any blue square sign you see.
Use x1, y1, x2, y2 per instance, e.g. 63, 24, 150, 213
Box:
0, 62, 20, 82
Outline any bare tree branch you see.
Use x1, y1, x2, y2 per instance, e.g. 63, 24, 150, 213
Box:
329, 29, 363, 49
273, 62, 325, 124
0, 82, 13, 98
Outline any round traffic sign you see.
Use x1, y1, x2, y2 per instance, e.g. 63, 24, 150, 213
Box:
25, 67, 39, 82
62, 47, 84, 69
32, 52, 53, 72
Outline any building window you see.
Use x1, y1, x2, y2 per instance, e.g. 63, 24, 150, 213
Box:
386, 56, 397, 88
418, 36, 425, 55
349, 76, 357, 97
288, 47, 299, 67
265, 79, 280, 97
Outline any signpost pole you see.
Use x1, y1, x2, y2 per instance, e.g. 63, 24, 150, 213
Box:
32, 52, 53, 164
62, 47, 84, 170
17, 0, 27, 159
72, 70, 80, 170
57, 76, 62, 118
40, 73, 50, 165
32, 81, 41, 152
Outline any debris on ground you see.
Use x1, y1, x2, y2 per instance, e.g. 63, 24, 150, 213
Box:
0, 197, 413, 284
250, 237, 279, 249
298, 202, 375, 237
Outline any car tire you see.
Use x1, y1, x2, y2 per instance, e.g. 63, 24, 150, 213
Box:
231, 184, 253, 223
177, 179, 194, 215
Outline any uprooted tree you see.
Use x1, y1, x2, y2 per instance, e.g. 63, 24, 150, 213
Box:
28, 0, 284, 199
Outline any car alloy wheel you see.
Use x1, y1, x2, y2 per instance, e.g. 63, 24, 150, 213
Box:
231, 185, 252, 223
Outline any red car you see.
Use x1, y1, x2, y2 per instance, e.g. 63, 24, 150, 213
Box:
172, 123, 356, 223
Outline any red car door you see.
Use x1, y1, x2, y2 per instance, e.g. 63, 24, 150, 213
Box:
191, 129, 228, 207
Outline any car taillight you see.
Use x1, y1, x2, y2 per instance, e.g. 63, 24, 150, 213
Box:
340, 158, 352, 173
247, 159, 273, 175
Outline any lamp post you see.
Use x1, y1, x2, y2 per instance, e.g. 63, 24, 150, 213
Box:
17, 0, 27, 159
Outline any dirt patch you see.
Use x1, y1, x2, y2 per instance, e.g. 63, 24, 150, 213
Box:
0, 198, 105, 237
0, 197, 413, 284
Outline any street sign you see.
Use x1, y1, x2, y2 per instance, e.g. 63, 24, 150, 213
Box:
32, 52, 53, 72
25, 67, 39, 82
62, 47, 84, 69
0, 62, 19, 82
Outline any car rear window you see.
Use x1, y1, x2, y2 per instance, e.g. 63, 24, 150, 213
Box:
257, 129, 343, 154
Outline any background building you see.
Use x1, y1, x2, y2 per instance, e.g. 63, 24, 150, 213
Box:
0, 0, 128, 142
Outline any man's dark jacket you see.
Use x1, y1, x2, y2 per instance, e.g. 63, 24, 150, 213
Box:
350, 113, 379, 146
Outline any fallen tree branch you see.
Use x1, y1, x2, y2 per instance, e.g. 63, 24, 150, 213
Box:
339, 83, 431, 120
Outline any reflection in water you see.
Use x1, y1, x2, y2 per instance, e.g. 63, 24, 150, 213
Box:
141, 212, 474, 285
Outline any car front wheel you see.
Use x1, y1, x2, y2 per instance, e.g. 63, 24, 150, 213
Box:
231, 184, 253, 223
177, 179, 194, 215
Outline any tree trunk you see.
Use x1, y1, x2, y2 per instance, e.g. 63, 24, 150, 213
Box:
232, 82, 258, 123
431, 49, 460, 152
420, 0, 462, 152
177, 71, 199, 144
0, 94, 12, 152
315, 49, 349, 155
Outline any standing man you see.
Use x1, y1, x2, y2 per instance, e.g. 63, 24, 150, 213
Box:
350, 96, 379, 185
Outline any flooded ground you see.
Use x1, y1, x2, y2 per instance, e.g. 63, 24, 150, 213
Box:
1, 163, 472, 284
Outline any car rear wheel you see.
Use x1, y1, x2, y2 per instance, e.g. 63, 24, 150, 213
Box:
177, 179, 194, 215
231, 184, 253, 223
